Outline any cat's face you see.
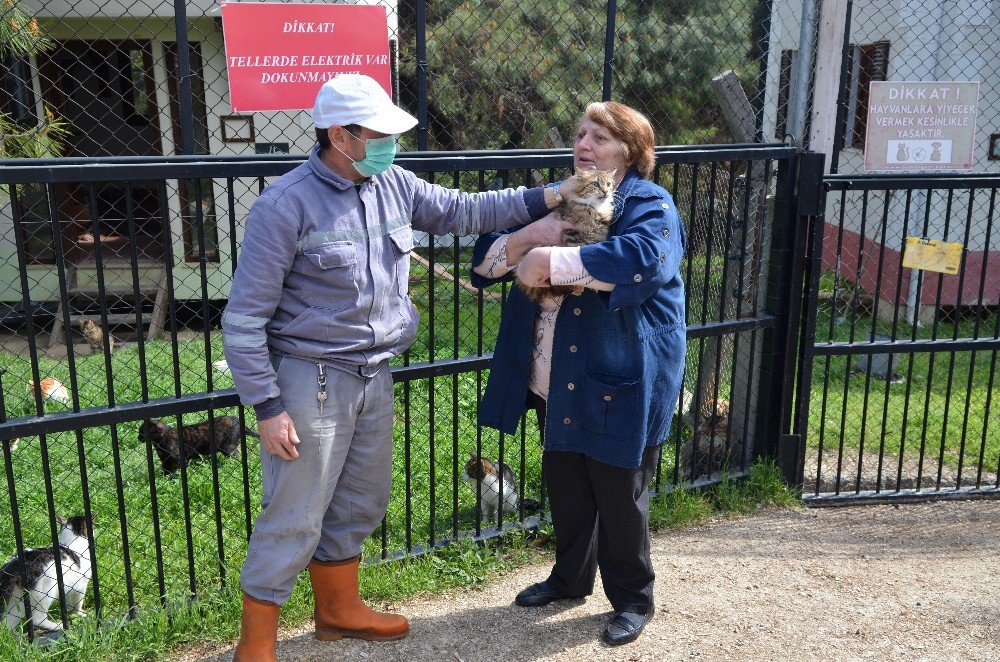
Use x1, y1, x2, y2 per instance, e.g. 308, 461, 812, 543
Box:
57, 513, 97, 539
564, 168, 616, 203
464, 452, 497, 481
573, 117, 629, 178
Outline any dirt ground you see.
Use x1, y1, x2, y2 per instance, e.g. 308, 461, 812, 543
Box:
186, 499, 998, 662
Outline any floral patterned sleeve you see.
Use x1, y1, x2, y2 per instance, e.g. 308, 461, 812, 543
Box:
472, 233, 515, 279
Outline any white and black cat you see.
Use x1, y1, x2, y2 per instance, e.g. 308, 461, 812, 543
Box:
463, 452, 541, 521
1, 513, 96, 633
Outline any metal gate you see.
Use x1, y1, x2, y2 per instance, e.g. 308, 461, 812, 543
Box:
793, 171, 1000, 504
0, 143, 800, 636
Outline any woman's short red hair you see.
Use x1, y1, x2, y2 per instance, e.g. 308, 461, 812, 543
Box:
582, 102, 656, 178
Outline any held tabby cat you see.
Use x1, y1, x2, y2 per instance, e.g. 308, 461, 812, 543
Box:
516, 168, 616, 303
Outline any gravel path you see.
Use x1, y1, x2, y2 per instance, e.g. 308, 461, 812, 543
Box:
189, 500, 999, 661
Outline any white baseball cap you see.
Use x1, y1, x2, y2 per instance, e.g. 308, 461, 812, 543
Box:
311, 74, 417, 134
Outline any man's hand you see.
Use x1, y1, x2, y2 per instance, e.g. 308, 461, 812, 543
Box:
258, 411, 301, 460
516, 247, 553, 287
506, 214, 575, 265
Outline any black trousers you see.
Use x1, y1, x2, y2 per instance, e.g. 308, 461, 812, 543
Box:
528, 390, 660, 614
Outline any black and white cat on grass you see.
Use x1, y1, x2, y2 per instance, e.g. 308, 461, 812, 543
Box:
1, 513, 95, 633
463, 452, 541, 521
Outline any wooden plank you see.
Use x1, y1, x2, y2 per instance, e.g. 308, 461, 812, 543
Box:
711, 70, 756, 142
146, 271, 170, 341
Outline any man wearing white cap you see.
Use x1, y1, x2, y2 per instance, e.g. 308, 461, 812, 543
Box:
222, 74, 570, 659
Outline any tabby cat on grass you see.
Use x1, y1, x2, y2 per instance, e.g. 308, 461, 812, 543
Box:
1, 513, 95, 633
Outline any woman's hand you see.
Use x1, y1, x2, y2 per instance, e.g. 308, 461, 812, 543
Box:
505, 214, 575, 265
516, 247, 553, 287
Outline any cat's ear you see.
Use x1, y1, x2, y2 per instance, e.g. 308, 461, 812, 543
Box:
56, 514, 68, 526
468, 451, 477, 461
608, 169, 617, 179
89, 511, 99, 522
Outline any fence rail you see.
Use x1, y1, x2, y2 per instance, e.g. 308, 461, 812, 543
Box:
0, 144, 796, 639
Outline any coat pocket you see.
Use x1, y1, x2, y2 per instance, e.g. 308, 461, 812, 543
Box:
295, 241, 358, 310
388, 225, 415, 298
581, 372, 639, 439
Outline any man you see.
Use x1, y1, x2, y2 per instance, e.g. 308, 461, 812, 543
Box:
222, 74, 566, 660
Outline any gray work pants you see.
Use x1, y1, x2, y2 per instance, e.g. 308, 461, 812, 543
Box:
240, 355, 394, 605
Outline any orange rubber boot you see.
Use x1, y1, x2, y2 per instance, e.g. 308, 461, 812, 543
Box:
309, 556, 409, 641
233, 593, 279, 661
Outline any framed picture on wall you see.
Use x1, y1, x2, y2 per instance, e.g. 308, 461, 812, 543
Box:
221, 115, 255, 143
990, 133, 1000, 160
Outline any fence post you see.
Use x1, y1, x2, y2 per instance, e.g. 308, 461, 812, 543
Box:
173, 0, 195, 155
416, 0, 429, 151
751, 0, 775, 143
602, 0, 617, 101
789, 0, 818, 147
755, 151, 823, 486
829, 0, 855, 173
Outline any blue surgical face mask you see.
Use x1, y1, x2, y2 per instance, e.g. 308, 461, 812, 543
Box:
339, 132, 398, 177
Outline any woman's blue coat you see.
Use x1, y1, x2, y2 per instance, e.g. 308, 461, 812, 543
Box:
471, 170, 687, 469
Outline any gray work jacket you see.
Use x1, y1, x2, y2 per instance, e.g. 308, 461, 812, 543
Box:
222, 147, 540, 411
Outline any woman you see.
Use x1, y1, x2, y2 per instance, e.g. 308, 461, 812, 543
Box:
471, 101, 686, 646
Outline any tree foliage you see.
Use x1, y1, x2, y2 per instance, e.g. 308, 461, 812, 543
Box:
397, 0, 760, 150
1, 0, 64, 159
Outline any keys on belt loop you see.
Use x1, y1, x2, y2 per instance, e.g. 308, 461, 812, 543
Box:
316, 363, 328, 415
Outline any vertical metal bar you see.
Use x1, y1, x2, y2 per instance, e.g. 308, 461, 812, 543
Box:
829, 190, 849, 492
702, 163, 721, 473
602, 0, 618, 101
971, 188, 997, 488
849, 190, 871, 492
914, 189, 935, 489
427, 183, 436, 546
869, 191, 893, 492
893, 189, 916, 491
44, 183, 103, 618
173, 2, 195, 155
790, 0, 818, 146
124, 182, 166, 603
85, 183, 137, 615
451, 173, 460, 539
939, 188, 974, 489
415, 0, 428, 150
159, 180, 196, 597
738, 160, 760, 472
752, 0, 775, 142
0, 372, 35, 641
227, 177, 253, 540
829, 0, 855, 173
404, 363, 413, 552
192, 178, 227, 584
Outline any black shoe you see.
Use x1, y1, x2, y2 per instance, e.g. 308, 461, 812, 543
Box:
514, 581, 567, 607
602, 608, 654, 646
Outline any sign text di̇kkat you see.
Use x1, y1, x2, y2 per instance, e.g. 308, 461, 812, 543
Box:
864, 81, 979, 171
221, 2, 392, 113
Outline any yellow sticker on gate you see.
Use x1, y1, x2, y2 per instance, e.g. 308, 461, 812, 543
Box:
901, 237, 964, 275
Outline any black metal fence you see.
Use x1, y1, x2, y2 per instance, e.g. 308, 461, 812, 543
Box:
0, 143, 798, 638
795, 172, 1000, 504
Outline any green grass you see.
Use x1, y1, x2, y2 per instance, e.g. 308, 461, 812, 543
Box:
805, 276, 1000, 477
0, 459, 795, 661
